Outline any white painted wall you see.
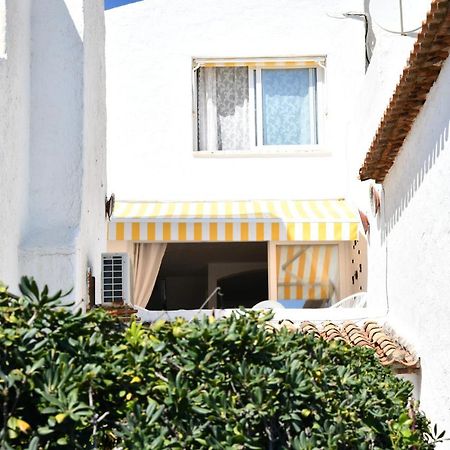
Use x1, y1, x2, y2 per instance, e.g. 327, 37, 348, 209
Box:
0, 0, 6, 57
377, 58, 450, 444
106, 0, 365, 202
0, 0, 106, 304
0, 0, 31, 290
345, 7, 428, 313
19, 0, 107, 306
346, 1, 450, 442
79, 0, 108, 306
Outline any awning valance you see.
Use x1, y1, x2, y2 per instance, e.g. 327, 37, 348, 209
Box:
108, 199, 359, 242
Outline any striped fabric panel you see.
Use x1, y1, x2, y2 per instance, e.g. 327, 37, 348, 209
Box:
276, 245, 339, 301
108, 200, 359, 242
194, 57, 325, 69
200, 61, 319, 69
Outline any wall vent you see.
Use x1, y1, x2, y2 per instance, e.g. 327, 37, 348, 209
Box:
101, 253, 130, 303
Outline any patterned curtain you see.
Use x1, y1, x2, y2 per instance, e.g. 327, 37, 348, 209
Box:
262, 69, 315, 145
197, 67, 250, 151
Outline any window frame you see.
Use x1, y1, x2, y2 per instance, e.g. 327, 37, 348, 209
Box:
192, 56, 326, 154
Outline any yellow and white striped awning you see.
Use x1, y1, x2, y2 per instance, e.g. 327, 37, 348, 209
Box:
109, 199, 359, 242
277, 244, 339, 301
194, 56, 325, 69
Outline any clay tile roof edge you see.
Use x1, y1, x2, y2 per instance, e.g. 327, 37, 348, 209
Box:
359, 0, 450, 183
294, 319, 420, 370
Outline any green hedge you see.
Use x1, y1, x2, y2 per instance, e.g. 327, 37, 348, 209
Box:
0, 277, 444, 449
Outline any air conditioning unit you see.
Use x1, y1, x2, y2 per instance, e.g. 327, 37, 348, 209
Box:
101, 253, 130, 304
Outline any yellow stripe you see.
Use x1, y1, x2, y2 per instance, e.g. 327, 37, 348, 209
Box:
132, 223, 140, 240
307, 200, 325, 219
280, 201, 293, 219
334, 223, 342, 240
256, 223, 264, 241
254, 201, 263, 218
225, 223, 233, 241
225, 202, 233, 219
318, 223, 327, 240
287, 223, 295, 240
308, 247, 320, 299
340, 200, 358, 220
178, 223, 187, 241
320, 247, 332, 299
276, 246, 281, 280
195, 202, 204, 217
181, 202, 190, 217
122, 203, 134, 217
147, 223, 156, 240
166, 203, 176, 218
297, 247, 306, 299
323, 200, 340, 219
284, 246, 294, 299
303, 223, 311, 241
116, 223, 124, 240
152, 203, 162, 219
194, 223, 202, 240
163, 223, 171, 240
210, 223, 218, 241
293, 201, 308, 218
201, 61, 318, 69
241, 223, 249, 241
271, 223, 280, 241
349, 223, 358, 240
137, 202, 148, 218
203, 62, 245, 67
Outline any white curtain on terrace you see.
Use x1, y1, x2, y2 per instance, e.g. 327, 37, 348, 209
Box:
197, 67, 250, 151
133, 243, 167, 308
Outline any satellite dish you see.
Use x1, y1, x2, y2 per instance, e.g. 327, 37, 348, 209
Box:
369, 0, 430, 34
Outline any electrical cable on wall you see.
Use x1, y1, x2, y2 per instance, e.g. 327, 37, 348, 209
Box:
343, 13, 370, 66
326, 12, 371, 67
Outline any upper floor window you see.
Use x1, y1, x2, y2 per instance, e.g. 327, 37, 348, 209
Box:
193, 57, 325, 152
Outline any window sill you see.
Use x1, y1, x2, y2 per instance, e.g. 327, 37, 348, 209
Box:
192, 147, 331, 158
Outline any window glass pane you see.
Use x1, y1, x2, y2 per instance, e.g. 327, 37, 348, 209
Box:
276, 244, 338, 308
197, 67, 249, 151
262, 69, 316, 145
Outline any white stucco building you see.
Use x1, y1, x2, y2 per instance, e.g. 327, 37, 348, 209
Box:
105, 0, 373, 319
104, 0, 450, 443
355, 1, 450, 440
0, 0, 106, 304
1, 0, 449, 443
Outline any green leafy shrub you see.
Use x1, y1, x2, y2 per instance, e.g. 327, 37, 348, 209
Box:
0, 277, 444, 449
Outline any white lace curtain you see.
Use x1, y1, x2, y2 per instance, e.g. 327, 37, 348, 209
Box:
262, 69, 314, 145
197, 67, 250, 151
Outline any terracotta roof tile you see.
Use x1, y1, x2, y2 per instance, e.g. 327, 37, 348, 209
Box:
96, 303, 138, 322
359, 0, 450, 182
277, 320, 420, 370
